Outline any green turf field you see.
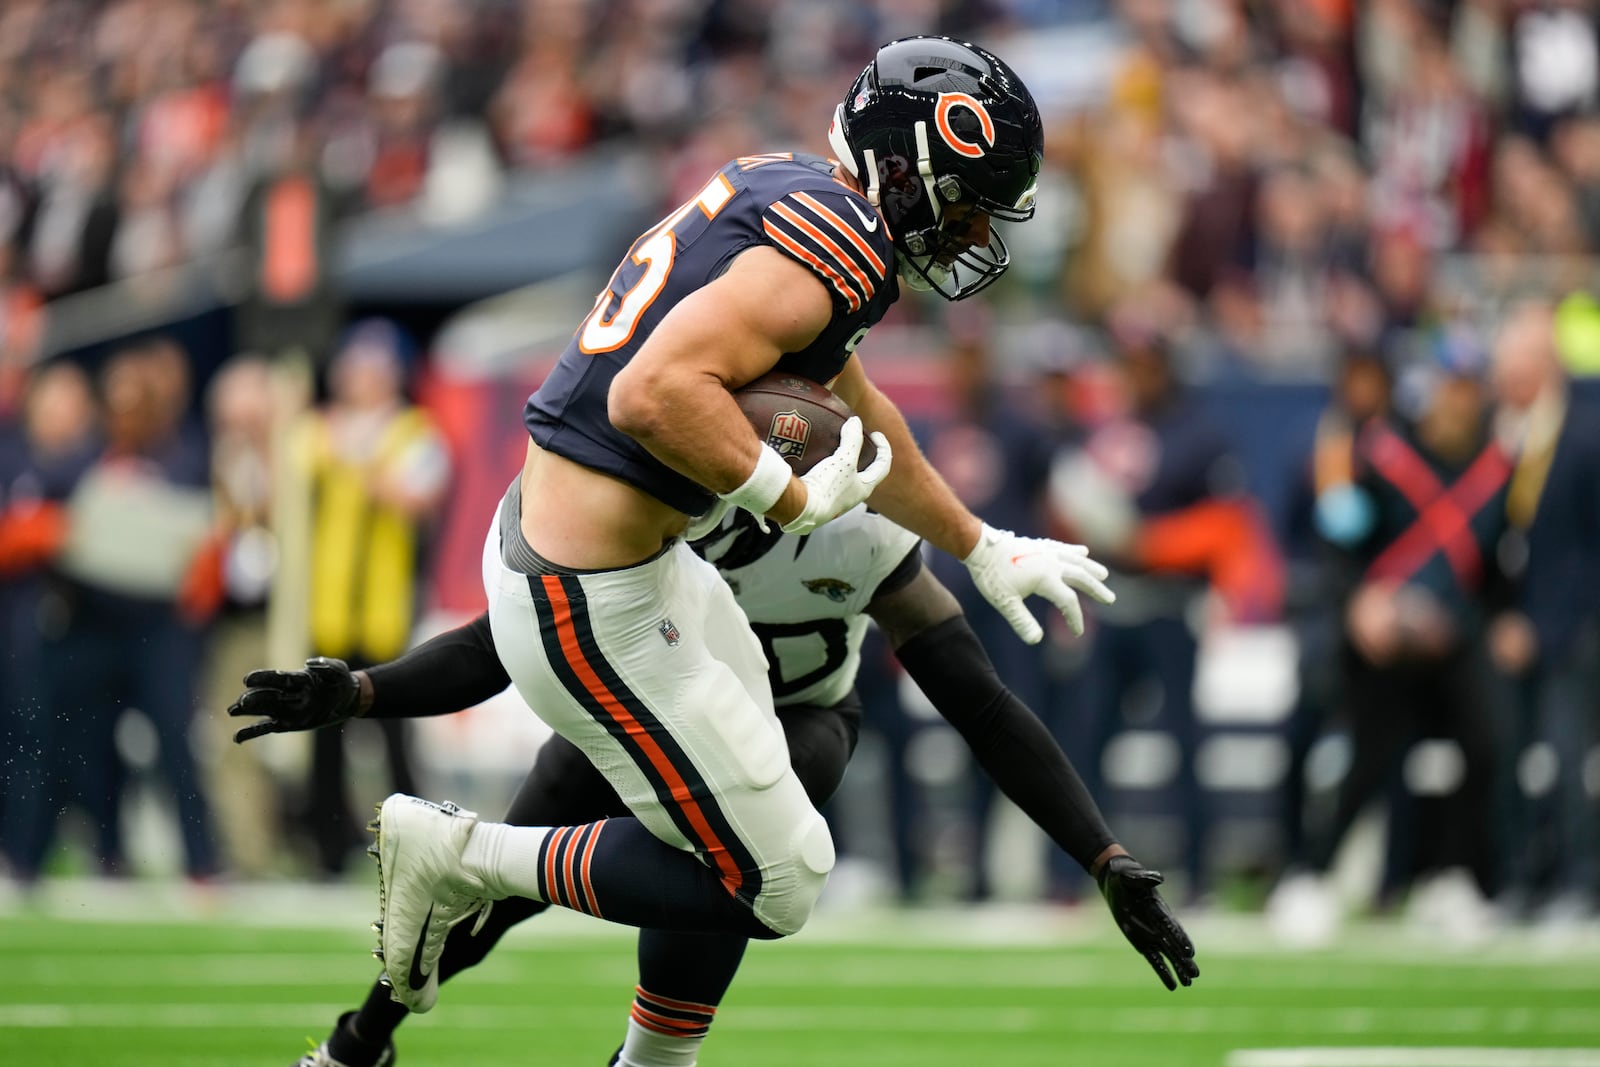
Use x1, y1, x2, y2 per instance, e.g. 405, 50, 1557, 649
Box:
2, 885, 1599, 1067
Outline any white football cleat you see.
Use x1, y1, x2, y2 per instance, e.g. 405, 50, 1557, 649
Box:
370, 794, 493, 1013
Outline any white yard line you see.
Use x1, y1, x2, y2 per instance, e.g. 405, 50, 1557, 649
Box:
4, 887, 1598, 960
3, 1004, 1599, 1036
8, 952, 1600, 991
1229, 1050, 1600, 1067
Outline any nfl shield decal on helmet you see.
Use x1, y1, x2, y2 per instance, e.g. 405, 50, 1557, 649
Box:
766, 410, 811, 462
658, 619, 681, 647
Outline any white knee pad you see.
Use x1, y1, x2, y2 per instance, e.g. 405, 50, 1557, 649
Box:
754, 810, 835, 937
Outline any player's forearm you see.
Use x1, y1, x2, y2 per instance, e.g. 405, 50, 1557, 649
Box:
852, 383, 981, 558
361, 613, 513, 719
893, 615, 1118, 871
609, 248, 835, 519
610, 363, 806, 519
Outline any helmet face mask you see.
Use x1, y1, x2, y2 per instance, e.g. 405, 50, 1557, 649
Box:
827, 35, 1043, 300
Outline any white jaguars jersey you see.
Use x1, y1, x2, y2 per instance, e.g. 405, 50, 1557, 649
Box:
702, 505, 920, 708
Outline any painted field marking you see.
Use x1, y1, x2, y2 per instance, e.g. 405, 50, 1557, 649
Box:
1229, 1049, 1600, 1067
3, 1004, 1600, 1037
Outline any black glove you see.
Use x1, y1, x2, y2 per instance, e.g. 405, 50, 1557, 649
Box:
228, 657, 362, 743
1097, 854, 1200, 991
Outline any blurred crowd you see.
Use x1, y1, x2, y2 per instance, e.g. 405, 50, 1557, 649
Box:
1, 0, 1599, 940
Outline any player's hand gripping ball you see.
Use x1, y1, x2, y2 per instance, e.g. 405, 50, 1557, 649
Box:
733, 372, 879, 475
724, 372, 891, 537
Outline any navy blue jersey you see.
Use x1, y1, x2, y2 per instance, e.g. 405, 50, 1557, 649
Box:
525, 153, 899, 514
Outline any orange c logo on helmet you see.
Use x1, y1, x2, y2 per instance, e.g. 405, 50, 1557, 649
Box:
934, 92, 995, 159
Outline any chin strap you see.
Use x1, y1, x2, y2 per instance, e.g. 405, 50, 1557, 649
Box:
828, 104, 882, 208
912, 120, 942, 226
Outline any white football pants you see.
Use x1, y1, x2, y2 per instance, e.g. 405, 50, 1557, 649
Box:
482, 492, 834, 936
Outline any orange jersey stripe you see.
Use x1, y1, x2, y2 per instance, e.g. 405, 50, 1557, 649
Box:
770, 201, 874, 300
762, 220, 860, 312
737, 152, 794, 170
791, 191, 887, 277
539, 576, 746, 894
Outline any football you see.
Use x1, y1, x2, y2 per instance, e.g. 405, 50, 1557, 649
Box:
734, 371, 878, 475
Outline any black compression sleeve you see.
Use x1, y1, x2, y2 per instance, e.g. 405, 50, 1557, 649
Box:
892, 615, 1116, 872
362, 612, 512, 720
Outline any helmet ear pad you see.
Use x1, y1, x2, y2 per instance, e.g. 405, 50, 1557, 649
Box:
830, 35, 1043, 300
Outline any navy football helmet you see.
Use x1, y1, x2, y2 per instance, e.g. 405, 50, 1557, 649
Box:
827, 36, 1044, 300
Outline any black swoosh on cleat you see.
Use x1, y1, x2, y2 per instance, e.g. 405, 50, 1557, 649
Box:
407, 904, 434, 991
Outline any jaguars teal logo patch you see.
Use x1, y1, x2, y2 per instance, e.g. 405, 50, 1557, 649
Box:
803, 578, 854, 603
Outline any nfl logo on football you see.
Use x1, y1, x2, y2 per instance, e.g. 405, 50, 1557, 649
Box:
766, 410, 810, 462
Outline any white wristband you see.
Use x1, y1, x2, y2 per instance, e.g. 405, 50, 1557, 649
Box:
962, 522, 1002, 566
719, 446, 792, 519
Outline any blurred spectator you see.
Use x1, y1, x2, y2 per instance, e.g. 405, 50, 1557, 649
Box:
1508, 0, 1600, 143
322, 41, 447, 212
1167, 70, 1260, 303
1273, 330, 1510, 944
236, 123, 345, 370
1267, 0, 1361, 137
0, 245, 44, 417
1369, 226, 1436, 338
492, 14, 596, 167
1491, 134, 1594, 258
292, 320, 449, 876
919, 308, 1059, 900
181, 119, 252, 259
22, 110, 119, 300
1246, 165, 1349, 373
1448, 0, 1512, 110
110, 156, 186, 282
1552, 113, 1600, 248
1363, 21, 1492, 250
1057, 40, 1180, 320
1044, 314, 1269, 902
0, 360, 98, 884
45, 339, 220, 880
1488, 302, 1600, 923
198, 355, 287, 879
1275, 348, 1394, 877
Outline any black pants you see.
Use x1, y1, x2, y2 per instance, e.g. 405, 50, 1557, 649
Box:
308, 656, 418, 875
1309, 640, 1502, 897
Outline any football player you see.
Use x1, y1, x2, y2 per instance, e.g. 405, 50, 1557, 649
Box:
233, 506, 1199, 1067
332, 34, 1139, 1029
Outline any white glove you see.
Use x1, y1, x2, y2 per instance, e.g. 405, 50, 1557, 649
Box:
779, 416, 892, 536
962, 523, 1117, 643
